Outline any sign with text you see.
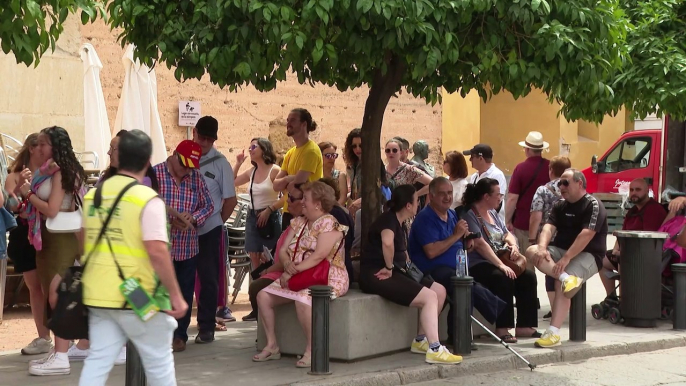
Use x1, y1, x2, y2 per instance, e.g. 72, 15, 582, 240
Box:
178, 101, 201, 127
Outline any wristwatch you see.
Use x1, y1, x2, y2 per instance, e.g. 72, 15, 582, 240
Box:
385, 264, 394, 271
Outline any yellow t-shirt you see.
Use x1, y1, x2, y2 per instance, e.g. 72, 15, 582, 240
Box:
282, 139, 323, 212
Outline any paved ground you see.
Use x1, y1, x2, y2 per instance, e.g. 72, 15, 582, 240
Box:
410, 346, 686, 386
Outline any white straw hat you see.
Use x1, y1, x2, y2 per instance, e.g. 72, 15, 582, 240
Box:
518, 131, 549, 150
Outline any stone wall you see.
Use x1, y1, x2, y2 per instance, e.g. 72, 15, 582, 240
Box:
80, 20, 443, 181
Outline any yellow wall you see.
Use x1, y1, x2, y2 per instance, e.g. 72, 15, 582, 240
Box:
442, 89, 630, 176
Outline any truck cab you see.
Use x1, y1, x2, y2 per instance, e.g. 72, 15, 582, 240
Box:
582, 129, 662, 195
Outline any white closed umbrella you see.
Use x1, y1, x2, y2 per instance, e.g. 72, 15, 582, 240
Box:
81, 43, 111, 170
114, 44, 167, 165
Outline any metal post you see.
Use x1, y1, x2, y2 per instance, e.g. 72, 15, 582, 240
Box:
309, 285, 332, 375
451, 276, 472, 355
125, 341, 146, 386
569, 283, 587, 342
672, 264, 686, 330
0, 258, 7, 324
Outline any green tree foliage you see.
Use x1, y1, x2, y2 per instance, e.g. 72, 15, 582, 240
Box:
0, 0, 104, 66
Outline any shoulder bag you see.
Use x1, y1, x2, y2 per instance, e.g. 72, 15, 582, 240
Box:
288, 221, 344, 292
48, 181, 137, 340
471, 209, 526, 278
250, 167, 280, 240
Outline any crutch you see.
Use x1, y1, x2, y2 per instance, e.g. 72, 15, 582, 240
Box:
463, 235, 536, 371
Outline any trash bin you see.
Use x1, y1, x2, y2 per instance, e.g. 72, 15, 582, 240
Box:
614, 230, 669, 328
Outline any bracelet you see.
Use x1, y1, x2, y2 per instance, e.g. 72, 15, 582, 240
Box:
267, 206, 273, 212
385, 264, 394, 270
25, 191, 34, 201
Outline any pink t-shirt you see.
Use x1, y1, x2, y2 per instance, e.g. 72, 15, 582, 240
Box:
261, 226, 290, 281
141, 197, 169, 242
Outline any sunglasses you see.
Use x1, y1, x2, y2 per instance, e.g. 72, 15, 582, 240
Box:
557, 179, 570, 187
288, 194, 303, 203
324, 153, 339, 160
249, 144, 258, 151
385, 148, 399, 154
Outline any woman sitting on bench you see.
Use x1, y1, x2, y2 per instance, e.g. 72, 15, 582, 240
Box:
253, 181, 348, 368
358, 184, 462, 365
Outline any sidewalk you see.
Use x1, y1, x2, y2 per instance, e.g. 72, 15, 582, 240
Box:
1, 269, 685, 386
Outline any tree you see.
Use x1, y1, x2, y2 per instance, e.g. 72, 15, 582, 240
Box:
106, 0, 686, 236
0, 0, 104, 66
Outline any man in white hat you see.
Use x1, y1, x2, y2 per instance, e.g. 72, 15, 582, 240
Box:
505, 131, 551, 267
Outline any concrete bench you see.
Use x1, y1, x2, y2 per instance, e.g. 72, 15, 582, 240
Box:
256, 288, 495, 361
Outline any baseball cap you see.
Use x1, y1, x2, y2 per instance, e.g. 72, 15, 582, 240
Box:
195, 116, 218, 140
175, 140, 201, 169
462, 144, 493, 159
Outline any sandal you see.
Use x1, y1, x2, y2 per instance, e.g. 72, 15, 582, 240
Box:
296, 353, 311, 368
252, 347, 281, 362
499, 334, 517, 344
215, 324, 227, 332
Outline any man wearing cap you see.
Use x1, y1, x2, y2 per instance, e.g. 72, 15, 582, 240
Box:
153, 140, 214, 352
505, 132, 551, 265
192, 116, 238, 341
463, 144, 508, 221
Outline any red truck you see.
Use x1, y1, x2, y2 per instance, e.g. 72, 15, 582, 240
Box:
582, 117, 686, 201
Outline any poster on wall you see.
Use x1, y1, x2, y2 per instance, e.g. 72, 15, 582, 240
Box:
178, 101, 201, 127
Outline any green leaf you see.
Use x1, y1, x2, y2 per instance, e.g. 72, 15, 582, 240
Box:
234, 62, 251, 77
81, 10, 90, 24
295, 35, 304, 49
357, 0, 372, 13
263, 8, 271, 21
531, 0, 541, 12
313, 47, 324, 64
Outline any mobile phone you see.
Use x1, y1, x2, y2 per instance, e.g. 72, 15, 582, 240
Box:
120, 278, 159, 322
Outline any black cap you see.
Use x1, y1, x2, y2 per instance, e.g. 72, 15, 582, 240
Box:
462, 144, 493, 159
195, 116, 218, 140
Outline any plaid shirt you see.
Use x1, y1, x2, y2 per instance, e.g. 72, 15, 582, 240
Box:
154, 162, 214, 261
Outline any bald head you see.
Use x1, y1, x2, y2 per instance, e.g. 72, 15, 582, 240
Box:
629, 178, 650, 206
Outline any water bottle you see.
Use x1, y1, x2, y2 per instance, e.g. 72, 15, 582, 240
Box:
456, 249, 467, 277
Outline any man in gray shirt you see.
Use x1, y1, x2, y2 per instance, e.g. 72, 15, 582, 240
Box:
192, 116, 238, 343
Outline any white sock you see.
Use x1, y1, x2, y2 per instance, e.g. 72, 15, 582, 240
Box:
558, 272, 570, 281
548, 326, 560, 335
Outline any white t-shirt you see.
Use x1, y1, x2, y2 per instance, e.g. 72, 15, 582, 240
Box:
450, 178, 468, 209
141, 197, 169, 242
468, 164, 508, 220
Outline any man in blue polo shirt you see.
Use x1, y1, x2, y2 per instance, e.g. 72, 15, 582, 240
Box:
409, 177, 470, 342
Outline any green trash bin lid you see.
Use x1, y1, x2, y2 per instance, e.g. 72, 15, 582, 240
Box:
613, 230, 670, 239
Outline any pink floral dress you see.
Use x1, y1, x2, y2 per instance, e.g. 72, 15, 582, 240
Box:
262, 214, 349, 305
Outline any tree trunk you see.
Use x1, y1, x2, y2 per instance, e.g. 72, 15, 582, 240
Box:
360, 56, 406, 250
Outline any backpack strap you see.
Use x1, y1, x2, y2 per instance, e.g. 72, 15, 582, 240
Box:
199, 155, 223, 167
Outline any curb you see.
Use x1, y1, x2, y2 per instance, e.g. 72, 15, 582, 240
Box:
290, 335, 686, 386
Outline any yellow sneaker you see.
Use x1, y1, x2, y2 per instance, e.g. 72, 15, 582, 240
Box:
562, 275, 583, 294
534, 330, 561, 348
425, 345, 463, 365
410, 337, 429, 354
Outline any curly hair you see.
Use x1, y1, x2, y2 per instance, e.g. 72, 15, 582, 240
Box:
9, 133, 39, 174
343, 128, 361, 167
40, 126, 86, 195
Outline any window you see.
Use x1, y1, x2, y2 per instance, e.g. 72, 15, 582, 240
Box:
601, 138, 651, 172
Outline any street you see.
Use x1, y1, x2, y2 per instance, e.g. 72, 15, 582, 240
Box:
411, 346, 686, 386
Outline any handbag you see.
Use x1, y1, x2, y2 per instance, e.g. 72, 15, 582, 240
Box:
250, 167, 280, 240
396, 261, 424, 283
47, 181, 137, 340
46, 194, 83, 233
472, 209, 526, 278
287, 221, 344, 292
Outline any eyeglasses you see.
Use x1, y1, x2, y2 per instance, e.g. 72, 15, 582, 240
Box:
249, 144, 258, 151
288, 194, 303, 203
385, 148, 399, 154
324, 153, 339, 160
557, 179, 570, 187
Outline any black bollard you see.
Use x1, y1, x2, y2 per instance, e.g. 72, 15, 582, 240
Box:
672, 264, 686, 330
309, 285, 332, 375
125, 341, 146, 386
569, 283, 587, 342
451, 276, 472, 355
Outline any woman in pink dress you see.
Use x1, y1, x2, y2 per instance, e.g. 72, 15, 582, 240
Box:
253, 181, 348, 367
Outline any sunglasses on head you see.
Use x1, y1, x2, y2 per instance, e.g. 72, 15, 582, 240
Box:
557, 179, 570, 187
249, 144, 258, 151
385, 148, 399, 154
324, 153, 339, 160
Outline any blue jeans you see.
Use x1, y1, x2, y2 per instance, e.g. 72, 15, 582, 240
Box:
173, 256, 197, 342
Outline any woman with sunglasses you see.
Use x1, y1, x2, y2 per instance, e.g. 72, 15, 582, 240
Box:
385, 139, 432, 198
318, 142, 348, 206
233, 138, 285, 271
343, 129, 362, 215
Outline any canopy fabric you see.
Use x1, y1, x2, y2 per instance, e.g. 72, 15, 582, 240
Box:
81, 43, 111, 169
113, 44, 167, 165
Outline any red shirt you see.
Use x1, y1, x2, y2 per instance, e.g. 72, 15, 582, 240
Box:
509, 156, 550, 230
622, 198, 667, 231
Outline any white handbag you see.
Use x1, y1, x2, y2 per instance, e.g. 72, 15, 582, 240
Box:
46, 209, 83, 233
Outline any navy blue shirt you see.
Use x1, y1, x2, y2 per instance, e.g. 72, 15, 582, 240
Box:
408, 206, 463, 273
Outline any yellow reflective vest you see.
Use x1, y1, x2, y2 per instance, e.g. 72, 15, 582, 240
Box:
81, 175, 161, 309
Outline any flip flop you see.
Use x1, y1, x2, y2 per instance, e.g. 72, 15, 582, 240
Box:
499, 334, 517, 344
252, 348, 281, 362
296, 353, 311, 368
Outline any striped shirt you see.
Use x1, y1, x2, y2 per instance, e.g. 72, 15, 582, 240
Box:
153, 161, 214, 261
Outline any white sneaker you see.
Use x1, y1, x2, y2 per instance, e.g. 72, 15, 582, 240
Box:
21, 337, 53, 355
67, 344, 89, 361
114, 346, 127, 366
30, 350, 54, 365
28, 352, 70, 376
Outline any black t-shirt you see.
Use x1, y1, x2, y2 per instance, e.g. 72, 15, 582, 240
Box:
361, 210, 407, 268
547, 193, 608, 268
330, 205, 355, 279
